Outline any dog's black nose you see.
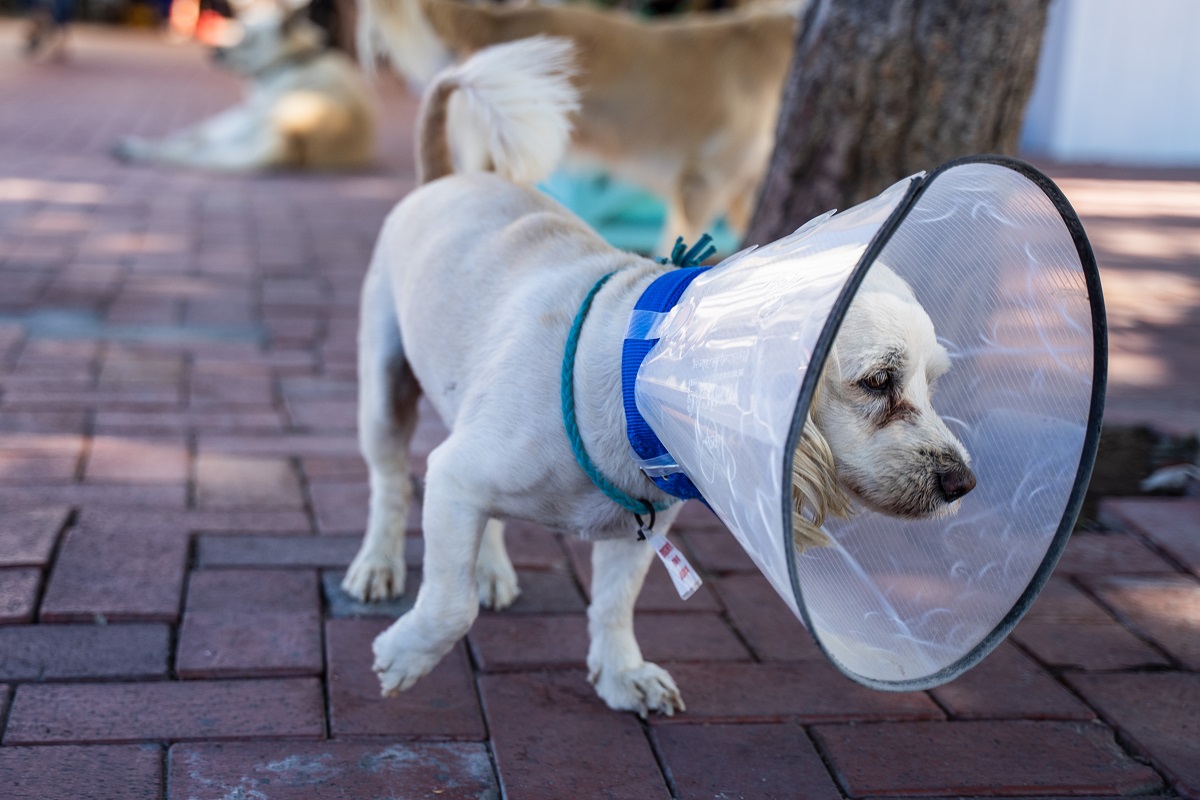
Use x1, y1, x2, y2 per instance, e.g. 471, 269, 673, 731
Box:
938, 463, 977, 502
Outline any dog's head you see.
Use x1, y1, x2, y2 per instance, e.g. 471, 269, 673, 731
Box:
210, 1, 324, 77
793, 265, 975, 550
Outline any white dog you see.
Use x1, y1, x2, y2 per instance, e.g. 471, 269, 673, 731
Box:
346, 37, 975, 716
113, 2, 375, 171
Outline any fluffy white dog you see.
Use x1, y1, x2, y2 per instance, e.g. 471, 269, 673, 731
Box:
347, 36, 975, 716
113, 2, 374, 171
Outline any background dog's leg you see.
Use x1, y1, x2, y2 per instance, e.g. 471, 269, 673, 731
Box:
344, 258, 421, 601
476, 519, 520, 610
724, 180, 760, 239
587, 537, 685, 717
373, 443, 486, 695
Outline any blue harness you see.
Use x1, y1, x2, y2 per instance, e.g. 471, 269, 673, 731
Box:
620, 236, 715, 502
561, 236, 716, 517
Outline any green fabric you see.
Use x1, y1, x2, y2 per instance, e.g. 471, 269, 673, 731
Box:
539, 169, 739, 255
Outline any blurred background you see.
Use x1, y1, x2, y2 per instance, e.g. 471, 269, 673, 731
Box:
0, 1, 1198, 798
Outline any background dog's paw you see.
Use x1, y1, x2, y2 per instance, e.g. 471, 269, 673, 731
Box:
476, 559, 520, 610
372, 623, 444, 696
342, 551, 406, 601
590, 662, 685, 718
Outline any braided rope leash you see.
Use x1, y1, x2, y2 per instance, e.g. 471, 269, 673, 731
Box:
560, 234, 717, 517
561, 271, 674, 516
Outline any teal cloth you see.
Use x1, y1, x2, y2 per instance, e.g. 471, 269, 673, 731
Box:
539, 169, 739, 255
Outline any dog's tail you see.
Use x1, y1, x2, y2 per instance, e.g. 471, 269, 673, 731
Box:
416, 36, 578, 186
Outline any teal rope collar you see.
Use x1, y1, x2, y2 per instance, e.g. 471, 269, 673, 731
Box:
561, 271, 675, 516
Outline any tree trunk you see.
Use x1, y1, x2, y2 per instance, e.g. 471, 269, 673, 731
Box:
745, 0, 1051, 245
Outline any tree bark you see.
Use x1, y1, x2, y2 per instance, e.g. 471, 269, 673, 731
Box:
745, 0, 1051, 245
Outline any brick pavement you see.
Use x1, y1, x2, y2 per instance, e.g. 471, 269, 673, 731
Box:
1, 20, 1199, 800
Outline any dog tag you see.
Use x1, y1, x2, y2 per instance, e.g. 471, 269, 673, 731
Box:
647, 532, 701, 600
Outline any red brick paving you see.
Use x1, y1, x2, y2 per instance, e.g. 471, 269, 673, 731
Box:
653, 722, 843, 800
0, 744, 163, 800
0, 568, 41, 624
651, 662, 943, 724
39, 520, 190, 622
1102, 498, 1200, 578
710, 571, 830, 662
1054, 530, 1179, 576
478, 670, 671, 800
0, 623, 169, 681
468, 613, 589, 672
194, 532, 363, 568
194, 452, 305, 510
3, 678, 325, 744
928, 641, 1095, 721
1085, 574, 1200, 669
325, 620, 486, 739
1, 18, 1199, 800
1068, 672, 1200, 798
176, 569, 322, 678
810, 720, 1163, 796
169, 741, 499, 800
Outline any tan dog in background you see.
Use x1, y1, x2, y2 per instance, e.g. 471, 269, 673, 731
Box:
114, 1, 375, 171
358, 0, 801, 250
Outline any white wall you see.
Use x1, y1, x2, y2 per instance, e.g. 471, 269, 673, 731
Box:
1021, 0, 1200, 166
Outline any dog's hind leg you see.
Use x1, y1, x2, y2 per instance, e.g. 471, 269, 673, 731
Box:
373, 439, 488, 694
476, 518, 520, 610
587, 537, 685, 717
344, 257, 421, 602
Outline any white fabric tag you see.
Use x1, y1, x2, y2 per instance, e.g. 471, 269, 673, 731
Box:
648, 532, 701, 600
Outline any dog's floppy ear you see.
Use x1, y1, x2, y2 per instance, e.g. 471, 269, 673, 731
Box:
791, 383, 852, 554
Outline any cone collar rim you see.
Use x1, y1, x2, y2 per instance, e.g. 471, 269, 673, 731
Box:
779, 154, 1109, 691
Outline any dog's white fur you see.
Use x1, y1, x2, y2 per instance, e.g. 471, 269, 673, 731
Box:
358, 0, 801, 251
113, 3, 374, 171
347, 37, 974, 716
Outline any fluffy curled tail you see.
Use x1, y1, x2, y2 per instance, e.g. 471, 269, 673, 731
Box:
416, 36, 579, 186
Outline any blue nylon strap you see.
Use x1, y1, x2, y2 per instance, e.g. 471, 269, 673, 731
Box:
622, 266, 712, 500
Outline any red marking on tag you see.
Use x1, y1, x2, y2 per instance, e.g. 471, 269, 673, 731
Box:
648, 532, 701, 601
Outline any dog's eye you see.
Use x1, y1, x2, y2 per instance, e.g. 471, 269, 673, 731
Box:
860, 371, 892, 393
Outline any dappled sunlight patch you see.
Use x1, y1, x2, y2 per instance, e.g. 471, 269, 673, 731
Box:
1090, 224, 1200, 262
1100, 267, 1200, 328
1056, 178, 1200, 220
0, 178, 108, 205
1108, 346, 1171, 389
82, 232, 188, 256
25, 211, 94, 234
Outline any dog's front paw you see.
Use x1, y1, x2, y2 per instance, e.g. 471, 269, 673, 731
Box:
371, 619, 447, 696
476, 558, 520, 610
342, 551, 406, 602
589, 662, 685, 718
